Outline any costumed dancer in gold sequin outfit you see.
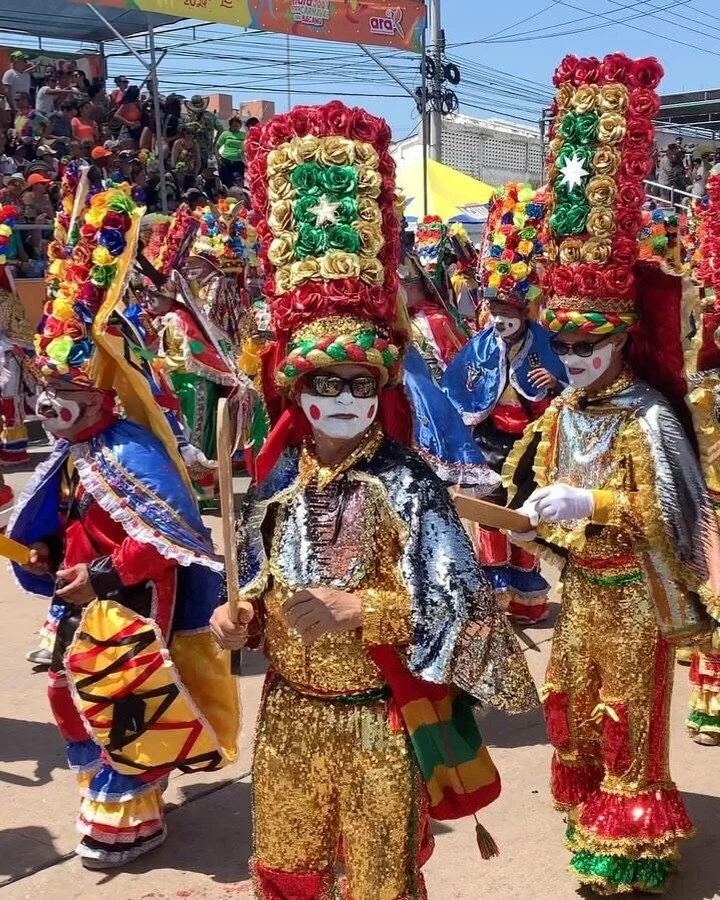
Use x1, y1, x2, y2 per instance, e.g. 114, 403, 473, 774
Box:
210, 102, 537, 900
682, 169, 720, 746
504, 53, 720, 894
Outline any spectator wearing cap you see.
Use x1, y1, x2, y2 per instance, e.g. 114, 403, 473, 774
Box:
48, 100, 75, 157
35, 144, 58, 179
2, 51, 33, 114
91, 144, 112, 175
71, 100, 100, 145
22, 171, 53, 219
183, 94, 222, 170
35, 72, 65, 115
0, 173, 26, 204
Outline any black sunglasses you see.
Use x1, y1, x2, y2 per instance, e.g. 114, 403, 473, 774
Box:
305, 373, 378, 399
550, 335, 613, 358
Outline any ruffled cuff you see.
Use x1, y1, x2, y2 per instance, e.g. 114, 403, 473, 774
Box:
360, 586, 412, 647
590, 489, 644, 534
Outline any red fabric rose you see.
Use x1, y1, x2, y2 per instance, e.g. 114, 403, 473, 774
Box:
77, 282, 101, 304
244, 128, 263, 164
615, 181, 646, 211
630, 57, 664, 90
552, 266, 576, 296
80, 223, 98, 240
616, 209, 642, 238
43, 317, 64, 339
64, 319, 85, 341
378, 151, 395, 177
621, 150, 652, 181
574, 56, 601, 85
553, 54, 580, 87
612, 236, 637, 268
67, 264, 91, 285
349, 107, 382, 147
605, 265, 635, 297
576, 264, 603, 298
598, 52, 633, 85
629, 87, 660, 120
624, 117, 654, 151
382, 270, 399, 306
288, 105, 313, 138
322, 100, 352, 135
102, 211, 130, 232
264, 114, 294, 147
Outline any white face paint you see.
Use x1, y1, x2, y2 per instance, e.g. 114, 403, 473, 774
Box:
300, 389, 378, 440
36, 390, 82, 434
563, 340, 616, 388
491, 313, 522, 339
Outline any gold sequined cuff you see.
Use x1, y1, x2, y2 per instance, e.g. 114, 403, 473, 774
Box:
590, 489, 644, 534
360, 586, 412, 647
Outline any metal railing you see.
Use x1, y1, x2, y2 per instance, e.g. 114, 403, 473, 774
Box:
644, 179, 696, 212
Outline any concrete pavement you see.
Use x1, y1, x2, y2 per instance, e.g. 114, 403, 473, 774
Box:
1, 444, 719, 899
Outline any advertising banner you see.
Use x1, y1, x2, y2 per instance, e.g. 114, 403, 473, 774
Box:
90, 0, 426, 53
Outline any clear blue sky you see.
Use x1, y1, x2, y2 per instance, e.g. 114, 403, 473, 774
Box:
4, 1, 719, 141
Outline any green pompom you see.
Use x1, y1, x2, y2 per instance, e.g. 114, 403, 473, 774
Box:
326, 343, 348, 361
355, 331, 376, 350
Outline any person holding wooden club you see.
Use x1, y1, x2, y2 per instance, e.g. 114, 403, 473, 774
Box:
210, 101, 537, 900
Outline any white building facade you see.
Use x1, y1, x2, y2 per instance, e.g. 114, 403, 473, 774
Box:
392, 114, 545, 187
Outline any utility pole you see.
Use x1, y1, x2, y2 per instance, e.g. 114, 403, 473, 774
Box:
428, 0, 442, 162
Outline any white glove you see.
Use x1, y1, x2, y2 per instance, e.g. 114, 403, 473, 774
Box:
508, 498, 540, 542
181, 444, 219, 469
528, 484, 595, 524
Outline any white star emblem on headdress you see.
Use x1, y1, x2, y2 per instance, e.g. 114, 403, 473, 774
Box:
557, 153, 589, 191
309, 194, 341, 226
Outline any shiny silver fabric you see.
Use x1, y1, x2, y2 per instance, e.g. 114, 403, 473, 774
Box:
236, 438, 538, 713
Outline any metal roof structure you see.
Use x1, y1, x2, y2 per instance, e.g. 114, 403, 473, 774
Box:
658, 90, 720, 133
0, 1, 181, 44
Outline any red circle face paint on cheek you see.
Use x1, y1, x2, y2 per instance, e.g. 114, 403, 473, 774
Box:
592, 356, 603, 370
367, 404, 376, 419
309, 404, 321, 421
60, 407, 72, 422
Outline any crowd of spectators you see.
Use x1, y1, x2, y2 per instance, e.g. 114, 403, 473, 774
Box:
0, 50, 260, 278
653, 138, 720, 201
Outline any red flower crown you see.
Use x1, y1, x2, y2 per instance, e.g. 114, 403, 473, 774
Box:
245, 100, 401, 349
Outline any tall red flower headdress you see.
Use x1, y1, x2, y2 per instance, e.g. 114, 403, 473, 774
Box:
245, 101, 405, 391
542, 52, 663, 335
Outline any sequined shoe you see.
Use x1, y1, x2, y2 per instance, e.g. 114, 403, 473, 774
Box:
78, 829, 167, 869
692, 731, 720, 747
26, 647, 53, 667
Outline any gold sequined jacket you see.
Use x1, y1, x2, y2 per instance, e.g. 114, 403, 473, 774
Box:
504, 370, 720, 643
235, 425, 538, 712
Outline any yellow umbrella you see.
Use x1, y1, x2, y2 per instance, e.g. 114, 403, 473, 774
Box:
396, 158, 494, 221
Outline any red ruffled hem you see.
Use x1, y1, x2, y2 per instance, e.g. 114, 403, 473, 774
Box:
551, 755, 604, 809
251, 861, 335, 900
576, 786, 693, 853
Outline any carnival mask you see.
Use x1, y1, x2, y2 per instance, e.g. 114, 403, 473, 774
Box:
561, 340, 616, 389
300, 372, 378, 440
491, 313, 523, 339
36, 389, 84, 434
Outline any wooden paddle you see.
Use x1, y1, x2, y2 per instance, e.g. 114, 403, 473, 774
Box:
452, 492, 533, 533
216, 397, 240, 621
0, 533, 31, 566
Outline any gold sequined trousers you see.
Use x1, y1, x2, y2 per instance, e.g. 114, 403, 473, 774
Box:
544, 558, 693, 889
252, 678, 431, 900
